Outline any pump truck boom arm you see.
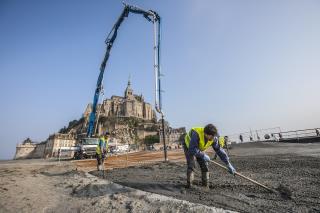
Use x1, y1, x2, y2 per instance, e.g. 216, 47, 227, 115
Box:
87, 3, 163, 137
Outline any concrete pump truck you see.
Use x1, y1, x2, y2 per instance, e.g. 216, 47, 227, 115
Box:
74, 3, 168, 161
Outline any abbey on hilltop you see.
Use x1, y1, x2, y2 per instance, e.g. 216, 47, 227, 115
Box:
84, 80, 156, 121
14, 80, 186, 159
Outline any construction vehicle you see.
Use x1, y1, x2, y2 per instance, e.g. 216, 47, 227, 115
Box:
74, 3, 167, 160
73, 138, 99, 159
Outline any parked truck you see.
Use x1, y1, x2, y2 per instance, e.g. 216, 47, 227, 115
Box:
73, 137, 100, 159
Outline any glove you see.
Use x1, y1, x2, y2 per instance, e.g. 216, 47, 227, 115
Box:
203, 154, 210, 162
227, 163, 236, 175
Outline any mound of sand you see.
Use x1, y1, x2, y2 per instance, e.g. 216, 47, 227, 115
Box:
0, 160, 233, 213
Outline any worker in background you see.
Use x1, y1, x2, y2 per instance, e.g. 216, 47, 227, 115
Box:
239, 134, 243, 143
96, 131, 110, 171
183, 124, 236, 188
224, 136, 230, 153
213, 135, 229, 159
279, 133, 283, 140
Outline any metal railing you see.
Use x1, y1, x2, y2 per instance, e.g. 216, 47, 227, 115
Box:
227, 127, 281, 143
271, 128, 320, 141
227, 127, 320, 143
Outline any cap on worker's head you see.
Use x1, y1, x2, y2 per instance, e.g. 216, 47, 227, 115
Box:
104, 131, 110, 136
204, 124, 218, 136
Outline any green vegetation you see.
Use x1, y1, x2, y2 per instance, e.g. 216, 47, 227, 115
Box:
59, 117, 85, 134
144, 135, 159, 145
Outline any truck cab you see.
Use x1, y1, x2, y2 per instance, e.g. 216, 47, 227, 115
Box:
74, 138, 100, 159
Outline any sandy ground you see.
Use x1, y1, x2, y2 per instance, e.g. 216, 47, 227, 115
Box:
1, 142, 320, 212
93, 142, 320, 213
0, 159, 231, 212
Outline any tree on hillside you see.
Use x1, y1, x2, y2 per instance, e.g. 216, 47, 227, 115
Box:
144, 135, 159, 145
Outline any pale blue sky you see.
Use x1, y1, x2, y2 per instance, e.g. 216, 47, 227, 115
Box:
1, 0, 319, 159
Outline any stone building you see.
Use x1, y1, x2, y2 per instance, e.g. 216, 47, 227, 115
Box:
14, 139, 49, 159
84, 80, 156, 121
14, 138, 37, 159
159, 127, 186, 145
33, 141, 46, 158
44, 133, 76, 158
15, 134, 76, 159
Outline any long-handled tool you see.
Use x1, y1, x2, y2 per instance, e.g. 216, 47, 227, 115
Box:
209, 160, 275, 192
102, 162, 105, 178
209, 159, 292, 199
102, 154, 107, 179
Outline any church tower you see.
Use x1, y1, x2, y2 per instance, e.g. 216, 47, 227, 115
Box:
124, 78, 134, 100
124, 77, 134, 117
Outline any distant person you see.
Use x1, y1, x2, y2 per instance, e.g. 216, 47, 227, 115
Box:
213, 136, 230, 159
316, 129, 320, 136
183, 124, 236, 188
223, 136, 230, 153
250, 136, 253, 141
58, 148, 61, 158
279, 133, 283, 140
96, 131, 110, 171
239, 134, 243, 143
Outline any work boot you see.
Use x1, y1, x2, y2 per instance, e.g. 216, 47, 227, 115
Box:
202, 172, 209, 189
186, 171, 194, 188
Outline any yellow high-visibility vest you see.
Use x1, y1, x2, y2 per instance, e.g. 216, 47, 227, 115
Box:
184, 127, 214, 151
96, 137, 108, 155
218, 136, 225, 148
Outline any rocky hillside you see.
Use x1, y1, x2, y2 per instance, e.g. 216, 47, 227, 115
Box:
59, 116, 160, 145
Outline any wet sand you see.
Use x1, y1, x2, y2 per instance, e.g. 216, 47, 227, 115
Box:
97, 142, 320, 212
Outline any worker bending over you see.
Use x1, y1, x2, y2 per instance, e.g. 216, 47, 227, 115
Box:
184, 124, 236, 188
96, 131, 109, 171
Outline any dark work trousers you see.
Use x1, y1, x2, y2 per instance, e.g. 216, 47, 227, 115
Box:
96, 154, 105, 166
183, 142, 209, 173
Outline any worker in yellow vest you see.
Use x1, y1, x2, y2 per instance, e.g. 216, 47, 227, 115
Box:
184, 124, 235, 188
213, 135, 230, 159
96, 131, 110, 171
